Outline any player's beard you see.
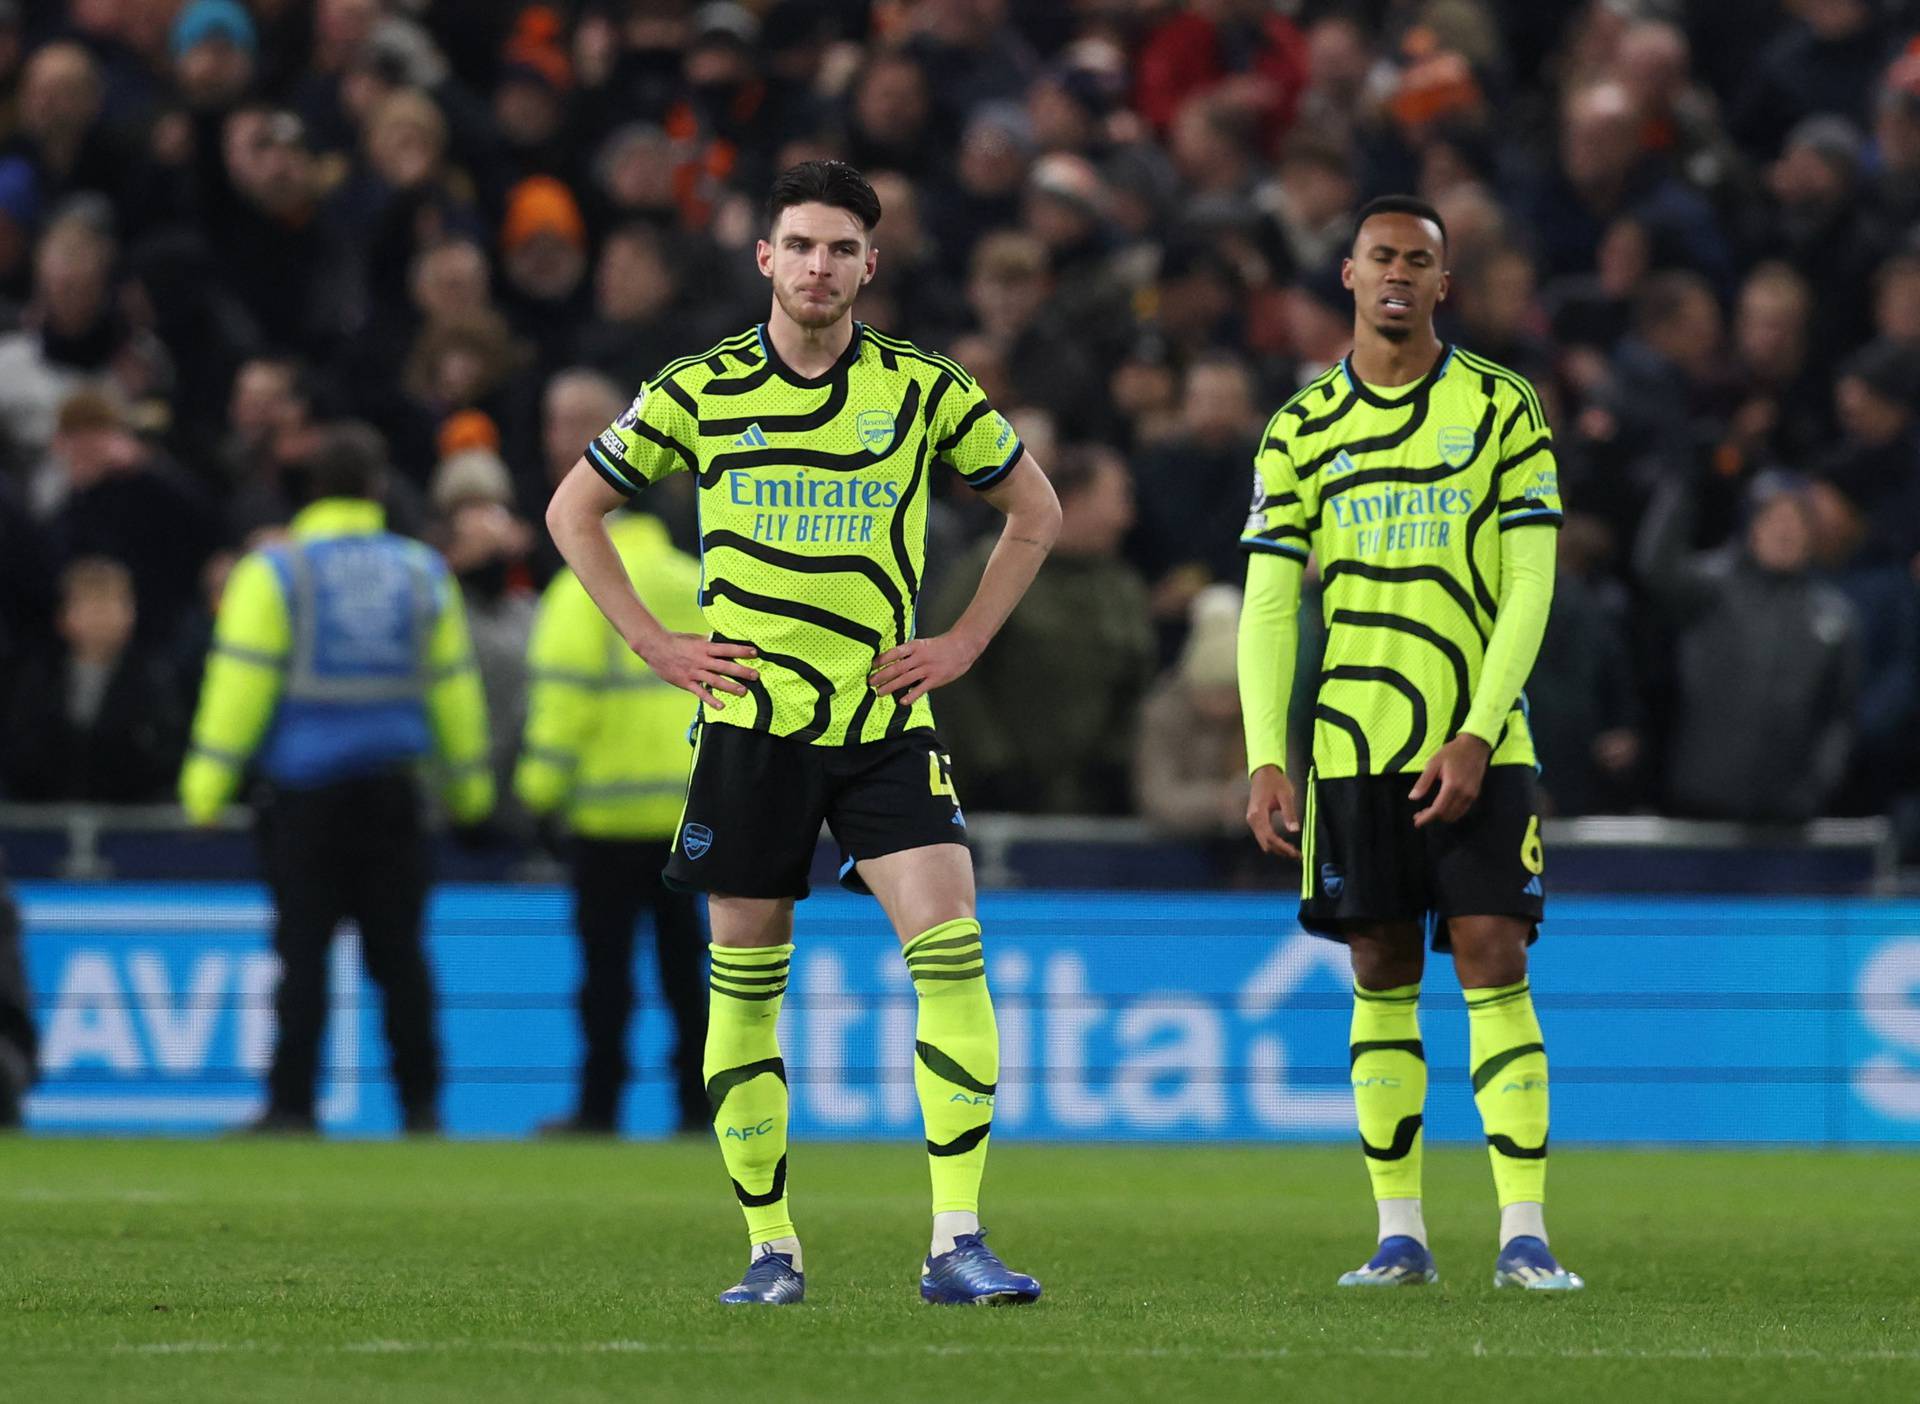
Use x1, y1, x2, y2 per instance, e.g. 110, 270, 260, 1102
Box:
1373, 319, 1414, 343
775, 281, 853, 331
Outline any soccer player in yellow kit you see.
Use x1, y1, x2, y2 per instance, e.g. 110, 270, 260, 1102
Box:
1239, 196, 1583, 1291
545, 161, 1059, 1306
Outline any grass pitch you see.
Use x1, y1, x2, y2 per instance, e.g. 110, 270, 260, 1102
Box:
3, 1138, 1915, 1403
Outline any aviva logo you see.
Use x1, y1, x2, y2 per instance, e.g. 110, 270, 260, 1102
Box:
732, 423, 770, 448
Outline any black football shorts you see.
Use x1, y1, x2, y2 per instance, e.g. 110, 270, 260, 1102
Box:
1298, 764, 1546, 950
663, 722, 968, 900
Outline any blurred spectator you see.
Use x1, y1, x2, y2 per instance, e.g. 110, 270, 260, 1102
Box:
490, 5, 578, 193
1807, 477, 1920, 817
847, 49, 941, 179
1612, 18, 1739, 199
571, 222, 692, 388
1744, 114, 1891, 366
338, 86, 481, 320
541, 366, 624, 496
1731, 0, 1889, 157
1020, 152, 1134, 369
861, 170, 966, 340
499, 173, 590, 370
1282, 264, 1355, 388
1527, 517, 1642, 817
430, 447, 536, 817
1, 556, 185, 803
1025, 39, 1128, 160
1128, 352, 1262, 651
534, 364, 694, 557
587, 122, 680, 234
1636, 472, 1859, 823
221, 355, 321, 533
1543, 215, 1648, 370
0, 208, 168, 483
338, 234, 495, 455
964, 228, 1102, 436
1133, 584, 1246, 835
920, 105, 1031, 267
1517, 79, 1728, 284
1716, 262, 1828, 480
3, 41, 150, 237
43, 388, 220, 638
1133, 0, 1308, 149
1816, 339, 1920, 555
1451, 243, 1551, 383
926, 445, 1153, 815
400, 310, 526, 478
1255, 135, 1356, 285
213, 106, 356, 359
1580, 270, 1727, 537
1169, 91, 1262, 210
902, 0, 1040, 116
171, 0, 260, 114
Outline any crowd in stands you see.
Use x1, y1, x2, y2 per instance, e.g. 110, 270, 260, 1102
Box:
2, 0, 1919, 857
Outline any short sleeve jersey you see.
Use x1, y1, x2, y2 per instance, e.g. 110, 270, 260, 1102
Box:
1241, 345, 1563, 778
586, 323, 1023, 745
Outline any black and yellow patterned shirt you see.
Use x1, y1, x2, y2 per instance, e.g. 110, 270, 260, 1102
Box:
1241, 345, 1563, 777
587, 323, 1023, 745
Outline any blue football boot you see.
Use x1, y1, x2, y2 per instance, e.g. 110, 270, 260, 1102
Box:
716, 1249, 805, 1306
1493, 1236, 1584, 1291
920, 1230, 1042, 1306
1336, 1235, 1440, 1287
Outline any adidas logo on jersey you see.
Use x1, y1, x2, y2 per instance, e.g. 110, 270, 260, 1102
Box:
732, 423, 770, 448
1522, 874, 1543, 897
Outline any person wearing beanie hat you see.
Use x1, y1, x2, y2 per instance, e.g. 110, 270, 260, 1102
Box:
495, 6, 575, 175
171, 0, 257, 61
500, 175, 591, 365
502, 174, 586, 256
430, 447, 516, 516
437, 409, 503, 460
172, 0, 258, 110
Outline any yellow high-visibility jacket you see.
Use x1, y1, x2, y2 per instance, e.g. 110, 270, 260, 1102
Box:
178, 499, 494, 824
513, 512, 703, 839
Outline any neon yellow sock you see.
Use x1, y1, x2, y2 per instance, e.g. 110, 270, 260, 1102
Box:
904, 919, 997, 1216
705, 943, 794, 1245
1351, 982, 1425, 1202
1466, 978, 1549, 1208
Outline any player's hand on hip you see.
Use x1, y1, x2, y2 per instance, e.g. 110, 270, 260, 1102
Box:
1410, 733, 1492, 827
868, 633, 979, 706
637, 631, 758, 709
1246, 765, 1302, 859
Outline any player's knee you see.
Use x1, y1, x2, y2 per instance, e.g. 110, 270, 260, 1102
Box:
1447, 917, 1529, 987
1348, 929, 1425, 989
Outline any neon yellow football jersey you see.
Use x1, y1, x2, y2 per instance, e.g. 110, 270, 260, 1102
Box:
1242, 345, 1563, 777
586, 323, 1023, 745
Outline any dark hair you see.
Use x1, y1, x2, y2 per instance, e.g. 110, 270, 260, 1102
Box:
1047, 443, 1123, 503
767, 159, 882, 233
1632, 270, 1716, 337
1351, 195, 1448, 254
301, 421, 389, 502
